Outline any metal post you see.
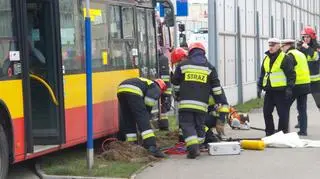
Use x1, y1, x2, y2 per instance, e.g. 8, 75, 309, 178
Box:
85, 0, 94, 170
236, 6, 243, 104
208, 0, 218, 68
256, 11, 261, 84
271, 16, 274, 37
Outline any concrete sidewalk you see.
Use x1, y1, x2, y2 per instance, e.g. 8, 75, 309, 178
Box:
136, 95, 320, 179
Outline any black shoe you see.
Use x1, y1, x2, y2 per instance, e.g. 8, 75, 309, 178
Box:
199, 144, 208, 152
298, 131, 308, 136
148, 146, 167, 158
204, 131, 221, 144
295, 124, 300, 128
187, 145, 200, 159
187, 150, 200, 159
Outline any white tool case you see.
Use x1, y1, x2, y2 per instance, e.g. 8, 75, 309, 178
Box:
208, 142, 241, 156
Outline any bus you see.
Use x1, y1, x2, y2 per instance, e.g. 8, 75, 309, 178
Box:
0, 0, 174, 177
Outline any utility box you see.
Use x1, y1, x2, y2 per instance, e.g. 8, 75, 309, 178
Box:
208, 142, 241, 156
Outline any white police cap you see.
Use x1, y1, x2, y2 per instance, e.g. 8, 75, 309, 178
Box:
268, 38, 280, 44
281, 39, 296, 44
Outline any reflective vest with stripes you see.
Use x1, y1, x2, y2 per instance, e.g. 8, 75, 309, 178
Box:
262, 52, 287, 88
117, 77, 159, 107
287, 49, 310, 85
307, 51, 320, 83
176, 63, 213, 113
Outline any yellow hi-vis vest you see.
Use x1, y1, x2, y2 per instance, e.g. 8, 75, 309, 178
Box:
307, 51, 319, 62
262, 51, 287, 87
287, 49, 310, 85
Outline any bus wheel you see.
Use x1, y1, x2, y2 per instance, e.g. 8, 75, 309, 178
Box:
0, 125, 9, 179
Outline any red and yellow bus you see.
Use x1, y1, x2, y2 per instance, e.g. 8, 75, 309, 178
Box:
0, 0, 176, 177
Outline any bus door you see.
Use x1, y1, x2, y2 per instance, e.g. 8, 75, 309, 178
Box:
22, 0, 65, 152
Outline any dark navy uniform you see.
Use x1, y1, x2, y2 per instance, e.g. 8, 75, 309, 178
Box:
171, 48, 229, 158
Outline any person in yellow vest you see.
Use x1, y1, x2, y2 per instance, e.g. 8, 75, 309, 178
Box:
281, 39, 311, 136
257, 38, 296, 136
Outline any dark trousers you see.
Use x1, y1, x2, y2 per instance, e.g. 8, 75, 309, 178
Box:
263, 91, 290, 136
179, 111, 206, 151
117, 93, 156, 148
311, 92, 320, 109
290, 94, 308, 133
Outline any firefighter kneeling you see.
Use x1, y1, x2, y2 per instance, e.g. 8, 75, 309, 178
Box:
171, 42, 229, 159
117, 77, 167, 158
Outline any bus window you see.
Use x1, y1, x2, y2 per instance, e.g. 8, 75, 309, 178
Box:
108, 5, 136, 71
89, 2, 108, 71
110, 6, 121, 39
147, 9, 157, 79
59, 0, 84, 73
121, 7, 134, 39
137, 8, 148, 77
0, 0, 18, 79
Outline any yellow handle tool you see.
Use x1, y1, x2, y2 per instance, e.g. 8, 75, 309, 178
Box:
29, 74, 59, 106
240, 140, 265, 150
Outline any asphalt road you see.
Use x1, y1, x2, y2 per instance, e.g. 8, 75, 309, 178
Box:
8, 160, 39, 179
136, 95, 320, 179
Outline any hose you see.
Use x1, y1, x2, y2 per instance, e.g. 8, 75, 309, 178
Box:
29, 74, 59, 106
101, 137, 118, 152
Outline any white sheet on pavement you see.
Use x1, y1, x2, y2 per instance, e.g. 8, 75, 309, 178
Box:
262, 131, 320, 148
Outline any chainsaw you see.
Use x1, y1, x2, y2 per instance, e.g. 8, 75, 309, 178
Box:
227, 107, 250, 130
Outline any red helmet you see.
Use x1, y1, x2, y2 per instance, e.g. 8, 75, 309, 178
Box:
301, 26, 317, 39
154, 79, 167, 93
188, 42, 206, 53
171, 47, 188, 65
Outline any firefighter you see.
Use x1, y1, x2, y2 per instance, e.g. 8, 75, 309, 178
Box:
117, 77, 167, 158
171, 42, 229, 159
258, 38, 296, 136
170, 47, 188, 100
158, 49, 172, 131
296, 26, 320, 128
281, 39, 311, 136
170, 47, 188, 142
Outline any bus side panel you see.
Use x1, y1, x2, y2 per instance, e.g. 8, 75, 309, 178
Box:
63, 69, 139, 143
0, 80, 25, 161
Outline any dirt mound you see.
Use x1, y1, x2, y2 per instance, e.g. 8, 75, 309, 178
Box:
156, 130, 179, 148
99, 141, 158, 163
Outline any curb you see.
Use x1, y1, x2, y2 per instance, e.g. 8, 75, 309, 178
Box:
35, 164, 127, 179
129, 161, 158, 179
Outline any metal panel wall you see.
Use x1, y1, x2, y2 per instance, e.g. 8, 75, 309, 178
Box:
218, 36, 225, 85
208, 0, 320, 105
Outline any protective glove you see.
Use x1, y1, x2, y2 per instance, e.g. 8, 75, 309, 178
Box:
216, 119, 225, 136
285, 88, 293, 100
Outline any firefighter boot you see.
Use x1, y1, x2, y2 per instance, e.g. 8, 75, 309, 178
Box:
204, 130, 220, 144
187, 145, 200, 159
148, 146, 167, 158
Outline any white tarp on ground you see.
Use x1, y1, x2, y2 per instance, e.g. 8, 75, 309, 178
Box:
262, 131, 320, 148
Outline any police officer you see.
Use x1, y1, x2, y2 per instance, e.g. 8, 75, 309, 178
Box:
171, 42, 229, 159
117, 77, 167, 158
281, 39, 311, 136
258, 38, 296, 136
158, 50, 172, 130
297, 26, 320, 124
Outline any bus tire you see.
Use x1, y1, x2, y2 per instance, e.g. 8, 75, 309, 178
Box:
0, 125, 9, 179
